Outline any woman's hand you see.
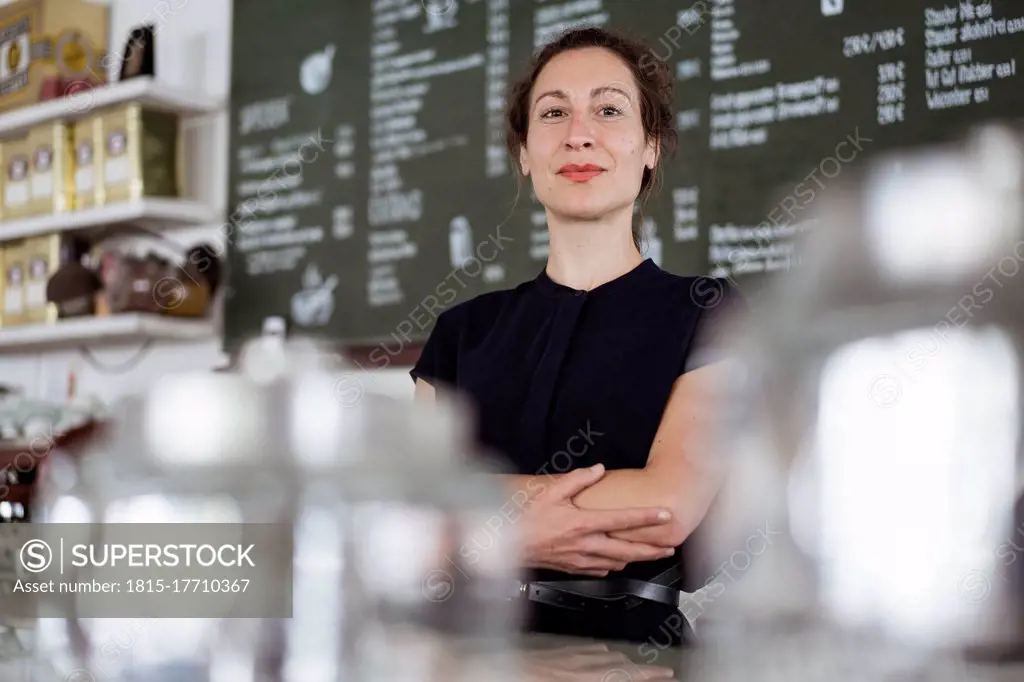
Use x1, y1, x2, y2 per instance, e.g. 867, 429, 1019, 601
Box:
521, 464, 678, 576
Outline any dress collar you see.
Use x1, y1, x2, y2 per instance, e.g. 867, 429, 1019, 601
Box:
533, 258, 659, 298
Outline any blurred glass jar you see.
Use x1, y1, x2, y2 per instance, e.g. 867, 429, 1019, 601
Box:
31, 334, 522, 682
211, 378, 524, 682
695, 124, 1024, 671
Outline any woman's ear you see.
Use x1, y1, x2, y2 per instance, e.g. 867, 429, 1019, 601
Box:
519, 145, 531, 177
644, 137, 659, 171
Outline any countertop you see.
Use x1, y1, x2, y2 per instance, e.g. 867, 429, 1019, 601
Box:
4, 620, 1024, 682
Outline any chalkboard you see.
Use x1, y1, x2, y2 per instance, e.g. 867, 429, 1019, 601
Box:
224, 0, 1024, 351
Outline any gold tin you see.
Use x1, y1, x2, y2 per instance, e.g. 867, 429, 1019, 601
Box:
0, 0, 110, 113
2, 239, 27, 326
101, 104, 180, 204
21, 233, 59, 323
2, 136, 32, 220
72, 115, 101, 209
0, 244, 5, 327
27, 121, 74, 216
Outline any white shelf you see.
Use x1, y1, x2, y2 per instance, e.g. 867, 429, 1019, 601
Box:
0, 198, 221, 242
0, 77, 222, 139
0, 314, 214, 353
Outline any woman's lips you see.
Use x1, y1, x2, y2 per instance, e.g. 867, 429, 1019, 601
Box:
562, 170, 603, 182
558, 165, 605, 183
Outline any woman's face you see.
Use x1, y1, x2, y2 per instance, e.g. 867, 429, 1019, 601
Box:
519, 47, 657, 223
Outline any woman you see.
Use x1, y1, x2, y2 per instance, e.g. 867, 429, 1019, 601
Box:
411, 27, 740, 647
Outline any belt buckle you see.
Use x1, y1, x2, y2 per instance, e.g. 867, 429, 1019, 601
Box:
513, 581, 625, 611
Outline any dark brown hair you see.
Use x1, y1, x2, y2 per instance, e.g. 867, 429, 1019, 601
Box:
505, 27, 678, 252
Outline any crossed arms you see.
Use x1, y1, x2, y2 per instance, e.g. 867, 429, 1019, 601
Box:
414, 362, 727, 576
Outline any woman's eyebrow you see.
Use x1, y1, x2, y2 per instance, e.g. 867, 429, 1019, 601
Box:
533, 86, 632, 108
533, 88, 568, 107
591, 85, 631, 101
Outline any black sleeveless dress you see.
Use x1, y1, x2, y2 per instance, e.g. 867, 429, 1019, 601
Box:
411, 258, 740, 647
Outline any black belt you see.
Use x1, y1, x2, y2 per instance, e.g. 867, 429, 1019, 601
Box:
521, 579, 682, 611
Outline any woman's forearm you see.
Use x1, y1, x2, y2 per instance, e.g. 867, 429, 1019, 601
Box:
569, 468, 690, 547
501, 473, 565, 505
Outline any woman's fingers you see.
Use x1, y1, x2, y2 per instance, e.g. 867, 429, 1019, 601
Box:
573, 506, 673, 535
553, 541, 672, 573
576, 534, 675, 563
556, 553, 625, 573
572, 568, 610, 577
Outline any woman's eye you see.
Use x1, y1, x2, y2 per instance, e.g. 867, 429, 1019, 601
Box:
599, 105, 623, 117
540, 108, 566, 119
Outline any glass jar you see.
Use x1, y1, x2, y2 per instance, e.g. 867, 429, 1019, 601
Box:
209, 390, 524, 682
32, 335, 522, 682
331, 391, 523, 682
693, 124, 1024, 678
31, 350, 302, 682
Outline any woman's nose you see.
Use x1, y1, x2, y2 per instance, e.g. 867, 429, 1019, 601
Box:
563, 115, 595, 150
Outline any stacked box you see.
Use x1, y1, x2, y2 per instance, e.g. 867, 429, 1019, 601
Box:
100, 104, 180, 204
0, 0, 110, 113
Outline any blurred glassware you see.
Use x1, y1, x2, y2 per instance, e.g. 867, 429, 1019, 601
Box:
0, 384, 104, 446
32, 329, 522, 682
694, 123, 1024, 677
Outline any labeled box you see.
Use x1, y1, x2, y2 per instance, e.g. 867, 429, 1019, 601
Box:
100, 104, 181, 204
0, 245, 5, 327
22, 233, 60, 324
2, 137, 32, 220
28, 121, 74, 216
2, 239, 27, 326
72, 115, 102, 209
0, 0, 110, 113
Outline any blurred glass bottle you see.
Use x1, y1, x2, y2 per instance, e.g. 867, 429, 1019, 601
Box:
331, 389, 522, 682
694, 124, 1024, 676
29, 328, 308, 682
449, 216, 474, 270
211, 359, 523, 682
33, 329, 522, 682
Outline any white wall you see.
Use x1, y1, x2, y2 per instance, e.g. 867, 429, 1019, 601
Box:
0, 0, 414, 405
